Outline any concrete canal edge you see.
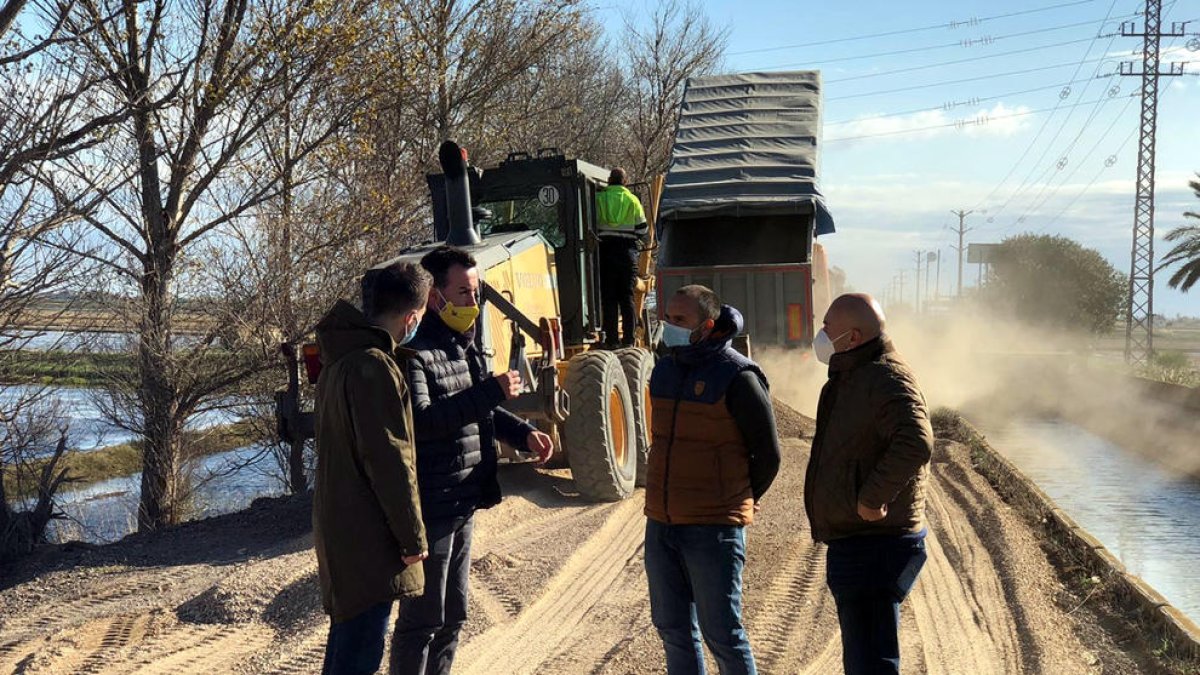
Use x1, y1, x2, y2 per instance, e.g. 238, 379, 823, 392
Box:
944, 413, 1200, 662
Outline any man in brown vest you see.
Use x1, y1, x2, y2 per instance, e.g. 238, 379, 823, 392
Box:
806, 293, 933, 675
644, 285, 781, 675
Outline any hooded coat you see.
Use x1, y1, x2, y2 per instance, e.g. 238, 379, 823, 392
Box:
312, 300, 426, 623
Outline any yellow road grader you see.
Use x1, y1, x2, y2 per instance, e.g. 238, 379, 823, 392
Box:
278, 141, 663, 501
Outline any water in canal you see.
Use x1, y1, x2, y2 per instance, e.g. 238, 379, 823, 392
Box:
975, 416, 1200, 623
34, 444, 287, 544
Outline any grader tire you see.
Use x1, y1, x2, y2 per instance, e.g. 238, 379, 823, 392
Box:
616, 347, 655, 487
563, 351, 636, 501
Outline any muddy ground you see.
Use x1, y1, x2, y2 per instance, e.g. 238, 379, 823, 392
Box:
0, 403, 1179, 674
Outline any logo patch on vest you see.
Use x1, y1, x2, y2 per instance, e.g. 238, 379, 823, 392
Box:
694, 381, 706, 397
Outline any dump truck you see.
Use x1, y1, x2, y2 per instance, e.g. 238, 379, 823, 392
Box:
276, 142, 663, 502
656, 71, 836, 351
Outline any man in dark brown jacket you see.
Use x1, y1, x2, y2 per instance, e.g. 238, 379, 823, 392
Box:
314, 262, 432, 675
805, 293, 933, 675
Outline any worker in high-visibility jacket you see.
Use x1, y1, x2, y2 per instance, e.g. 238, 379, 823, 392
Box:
596, 167, 649, 348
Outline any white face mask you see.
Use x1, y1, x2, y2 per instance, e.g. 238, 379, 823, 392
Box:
661, 322, 695, 348
813, 328, 851, 365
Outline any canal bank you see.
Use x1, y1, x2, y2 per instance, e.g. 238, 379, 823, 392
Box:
941, 411, 1200, 663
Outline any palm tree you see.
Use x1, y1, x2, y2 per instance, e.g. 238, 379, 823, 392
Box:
1160, 174, 1200, 292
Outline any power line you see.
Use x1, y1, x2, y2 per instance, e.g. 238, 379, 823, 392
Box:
826, 56, 1119, 101
969, 0, 1127, 214
987, 4, 1165, 221
991, 95, 1138, 230
825, 93, 1137, 142
974, 3, 1190, 221
988, 8, 1190, 225
817, 36, 1107, 83
823, 76, 1117, 126
728, 0, 1100, 56
752, 15, 1136, 70
990, 65, 1179, 232
1043, 127, 1140, 228
1009, 86, 1131, 220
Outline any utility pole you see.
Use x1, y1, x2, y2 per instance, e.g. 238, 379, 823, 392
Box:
935, 249, 942, 301
914, 250, 924, 314
950, 210, 973, 298
925, 252, 936, 304
897, 270, 907, 308
1119, 2, 1187, 366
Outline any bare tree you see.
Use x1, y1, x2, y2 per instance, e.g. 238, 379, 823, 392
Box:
620, 0, 727, 181
0, 0, 120, 556
51, 0, 380, 530
0, 394, 74, 560
487, 15, 629, 164
391, 0, 588, 165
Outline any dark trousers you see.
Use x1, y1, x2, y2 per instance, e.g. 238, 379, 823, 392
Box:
322, 600, 392, 675
825, 534, 928, 675
644, 519, 757, 675
391, 516, 474, 675
600, 237, 638, 346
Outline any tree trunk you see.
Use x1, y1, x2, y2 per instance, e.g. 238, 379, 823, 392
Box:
279, 84, 307, 494
136, 255, 183, 530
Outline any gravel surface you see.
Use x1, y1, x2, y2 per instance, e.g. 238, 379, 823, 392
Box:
0, 401, 1181, 674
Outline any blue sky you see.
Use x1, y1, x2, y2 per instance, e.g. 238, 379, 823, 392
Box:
600, 0, 1200, 317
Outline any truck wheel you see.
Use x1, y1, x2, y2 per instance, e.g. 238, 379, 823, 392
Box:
563, 351, 636, 501
616, 347, 655, 487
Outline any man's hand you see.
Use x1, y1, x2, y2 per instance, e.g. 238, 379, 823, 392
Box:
402, 551, 428, 566
494, 371, 523, 400
857, 501, 888, 522
526, 430, 554, 465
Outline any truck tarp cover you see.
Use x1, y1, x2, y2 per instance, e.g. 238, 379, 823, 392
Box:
659, 71, 835, 235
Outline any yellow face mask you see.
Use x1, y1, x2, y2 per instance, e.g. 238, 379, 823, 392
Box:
437, 290, 480, 333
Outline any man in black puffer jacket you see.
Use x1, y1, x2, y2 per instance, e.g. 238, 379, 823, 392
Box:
392, 245, 554, 675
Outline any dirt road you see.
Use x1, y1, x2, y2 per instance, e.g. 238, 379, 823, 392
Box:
0, 405, 1166, 674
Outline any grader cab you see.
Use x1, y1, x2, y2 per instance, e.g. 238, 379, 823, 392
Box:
277, 141, 662, 501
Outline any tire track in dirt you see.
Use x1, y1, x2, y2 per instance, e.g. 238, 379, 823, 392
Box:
117, 622, 275, 675
532, 561, 650, 674
73, 613, 155, 674
0, 572, 212, 674
259, 624, 328, 675
747, 540, 838, 673
455, 496, 645, 675
1, 566, 216, 644
475, 501, 616, 559
0, 613, 151, 675
796, 634, 842, 675
907, 477, 1022, 674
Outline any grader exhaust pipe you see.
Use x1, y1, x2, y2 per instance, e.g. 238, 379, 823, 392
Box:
439, 140, 481, 246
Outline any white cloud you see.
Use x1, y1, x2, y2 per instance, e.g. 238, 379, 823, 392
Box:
828, 103, 1033, 143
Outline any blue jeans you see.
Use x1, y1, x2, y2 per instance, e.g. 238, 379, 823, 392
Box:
322, 600, 392, 675
644, 519, 757, 675
825, 533, 928, 675
392, 515, 474, 675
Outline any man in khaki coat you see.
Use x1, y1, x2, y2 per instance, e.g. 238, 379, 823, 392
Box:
805, 293, 934, 675
313, 261, 432, 674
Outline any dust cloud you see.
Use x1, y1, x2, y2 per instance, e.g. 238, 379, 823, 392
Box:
755, 303, 1200, 479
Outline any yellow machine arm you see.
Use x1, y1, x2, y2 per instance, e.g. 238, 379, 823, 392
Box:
632, 174, 665, 342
